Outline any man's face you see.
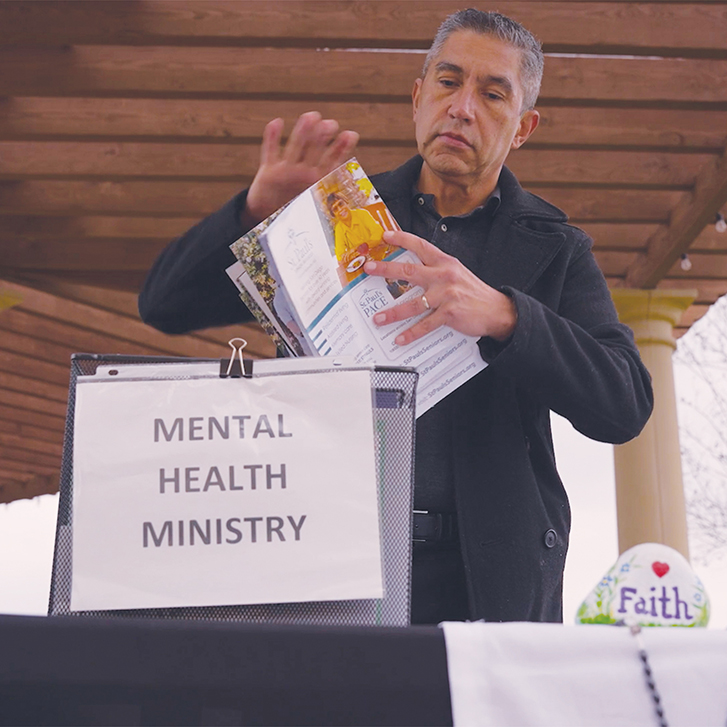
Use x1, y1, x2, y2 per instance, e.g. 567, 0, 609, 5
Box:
330, 198, 352, 222
413, 30, 539, 185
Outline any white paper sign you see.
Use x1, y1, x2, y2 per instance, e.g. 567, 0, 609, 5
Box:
71, 370, 383, 611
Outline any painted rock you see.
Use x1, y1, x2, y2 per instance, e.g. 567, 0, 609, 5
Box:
576, 543, 710, 627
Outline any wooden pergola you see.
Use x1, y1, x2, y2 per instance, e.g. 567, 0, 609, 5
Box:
1, 1, 727, 504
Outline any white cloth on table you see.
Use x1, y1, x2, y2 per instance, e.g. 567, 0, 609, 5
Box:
442, 621, 727, 727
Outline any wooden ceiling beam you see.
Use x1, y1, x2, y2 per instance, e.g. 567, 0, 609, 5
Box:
0, 142, 712, 189
624, 147, 727, 287
0, 180, 681, 221
1, 47, 727, 104
3, 99, 727, 152
0, 1, 725, 57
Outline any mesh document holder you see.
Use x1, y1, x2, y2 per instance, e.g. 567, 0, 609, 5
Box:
49, 354, 417, 627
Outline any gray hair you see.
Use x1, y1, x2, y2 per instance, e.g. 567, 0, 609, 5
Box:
422, 9, 544, 111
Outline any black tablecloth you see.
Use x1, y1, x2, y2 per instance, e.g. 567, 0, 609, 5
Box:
0, 614, 453, 726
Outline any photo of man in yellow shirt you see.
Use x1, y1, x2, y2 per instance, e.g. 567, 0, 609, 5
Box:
326, 193, 391, 276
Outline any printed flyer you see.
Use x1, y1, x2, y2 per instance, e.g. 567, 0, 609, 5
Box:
228, 159, 486, 416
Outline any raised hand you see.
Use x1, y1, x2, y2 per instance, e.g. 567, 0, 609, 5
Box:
364, 230, 518, 345
243, 112, 359, 227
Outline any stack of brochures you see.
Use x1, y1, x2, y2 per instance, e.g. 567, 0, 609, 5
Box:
226, 159, 486, 416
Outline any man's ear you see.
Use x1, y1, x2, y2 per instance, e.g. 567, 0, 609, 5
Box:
511, 109, 540, 150
412, 78, 423, 121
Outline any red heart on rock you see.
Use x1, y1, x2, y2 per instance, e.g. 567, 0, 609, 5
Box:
652, 562, 670, 578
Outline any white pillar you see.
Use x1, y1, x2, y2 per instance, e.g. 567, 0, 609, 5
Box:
610, 289, 695, 560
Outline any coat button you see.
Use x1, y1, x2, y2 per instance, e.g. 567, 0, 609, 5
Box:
544, 529, 557, 548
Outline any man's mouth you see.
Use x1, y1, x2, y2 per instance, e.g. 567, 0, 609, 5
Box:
436, 132, 472, 148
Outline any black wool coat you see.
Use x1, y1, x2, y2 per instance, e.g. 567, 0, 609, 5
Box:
139, 156, 653, 623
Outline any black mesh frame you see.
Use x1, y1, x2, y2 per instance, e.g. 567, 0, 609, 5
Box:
49, 354, 417, 627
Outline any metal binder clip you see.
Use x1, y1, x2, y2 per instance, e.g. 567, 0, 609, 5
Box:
220, 338, 253, 378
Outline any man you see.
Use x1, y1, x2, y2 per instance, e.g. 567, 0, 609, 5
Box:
139, 10, 653, 624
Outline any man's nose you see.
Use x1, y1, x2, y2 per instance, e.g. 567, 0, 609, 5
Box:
448, 86, 477, 121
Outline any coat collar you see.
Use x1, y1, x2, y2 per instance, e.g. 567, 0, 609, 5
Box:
371, 156, 568, 294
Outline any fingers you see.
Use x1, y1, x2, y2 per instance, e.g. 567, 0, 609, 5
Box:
281, 112, 357, 169
372, 297, 445, 346
380, 229, 447, 266
259, 117, 284, 166
284, 111, 323, 164
364, 255, 428, 288
320, 129, 360, 172
392, 311, 446, 346
372, 293, 432, 327
303, 118, 340, 166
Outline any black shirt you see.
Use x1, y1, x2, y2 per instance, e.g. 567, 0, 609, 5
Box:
409, 187, 501, 513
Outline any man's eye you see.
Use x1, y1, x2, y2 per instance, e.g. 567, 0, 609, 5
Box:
485, 92, 503, 101
439, 78, 457, 87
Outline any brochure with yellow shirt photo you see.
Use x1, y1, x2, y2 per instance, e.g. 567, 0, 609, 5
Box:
226, 159, 486, 416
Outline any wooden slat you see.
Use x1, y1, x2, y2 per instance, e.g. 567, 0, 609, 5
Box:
0, 214, 198, 241
0, 443, 61, 469
1, 1, 725, 56
677, 302, 711, 328
0, 141, 406, 181
1, 47, 727, 104
6, 279, 274, 357
0, 307, 188, 358
0, 180, 682, 221
593, 251, 639, 276
685, 216, 727, 251
0, 142, 710, 189
0, 370, 69, 403
0, 348, 72, 387
4, 99, 727, 151
0, 324, 93, 365
579, 223, 656, 250
0, 472, 57, 504
0, 279, 255, 357
0, 215, 664, 254
0, 238, 170, 273
663, 251, 727, 278
0, 464, 55, 479
6, 270, 152, 292
529, 188, 681, 222
534, 107, 727, 151
656, 277, 727, 305
624, 148, 727, 287
0, 432, 63, 458
0, 180, 244, 217
0, 386, 67, 418
0, 402, 65, 433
